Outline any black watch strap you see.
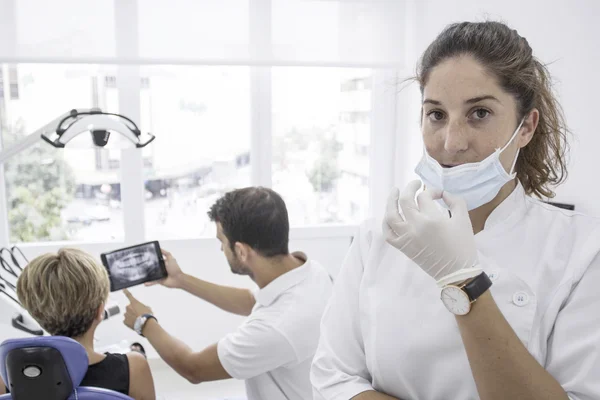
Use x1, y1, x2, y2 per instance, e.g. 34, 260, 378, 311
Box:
463, 272, 492, 302
142, 313, 157, 324
140, 314, 157, 337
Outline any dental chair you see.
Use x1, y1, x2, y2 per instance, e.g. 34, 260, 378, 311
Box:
0, 336, 133, 399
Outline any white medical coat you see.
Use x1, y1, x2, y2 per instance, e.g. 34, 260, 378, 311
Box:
218, 256, 332, 400
311, 183, 600, 400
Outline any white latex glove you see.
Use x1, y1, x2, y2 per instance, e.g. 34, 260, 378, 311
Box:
383, 180, 482, 287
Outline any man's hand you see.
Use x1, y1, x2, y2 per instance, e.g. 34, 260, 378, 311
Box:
123, 289, 154, 331
146, 249, 184, 289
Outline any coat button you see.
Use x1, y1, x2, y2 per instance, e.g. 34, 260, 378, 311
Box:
512, 291, 530, 307
487, 270, 499, 281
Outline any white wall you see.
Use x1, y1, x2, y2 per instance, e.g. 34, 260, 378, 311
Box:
395, 0, 600, 217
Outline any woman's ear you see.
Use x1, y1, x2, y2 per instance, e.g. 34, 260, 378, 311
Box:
519, 109, 539, 148
95, 302, 106, 322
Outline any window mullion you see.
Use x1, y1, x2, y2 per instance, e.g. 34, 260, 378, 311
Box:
115, 0, 145, 244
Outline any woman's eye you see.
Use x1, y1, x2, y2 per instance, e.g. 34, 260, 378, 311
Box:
427, 111, 445, 121
472, 108, 490, 120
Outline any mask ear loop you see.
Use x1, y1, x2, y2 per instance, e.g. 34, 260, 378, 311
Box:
503, 118, 526, 176
508, 148, 520, 176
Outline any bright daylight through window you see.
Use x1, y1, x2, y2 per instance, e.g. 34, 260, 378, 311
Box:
0, 65, 373, 243
272, 67, 371, 226
141, 66, 251, 239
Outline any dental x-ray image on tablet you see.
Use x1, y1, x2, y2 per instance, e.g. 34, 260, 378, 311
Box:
101, 241, 167, 292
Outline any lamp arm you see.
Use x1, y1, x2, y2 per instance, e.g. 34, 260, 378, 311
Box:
0, 109, 96, 164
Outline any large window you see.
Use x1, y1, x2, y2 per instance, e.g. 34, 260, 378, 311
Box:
272, 67, 371, 226
0, 64, 376, 243
141, 66, 251, 239
0, 64, 124, 243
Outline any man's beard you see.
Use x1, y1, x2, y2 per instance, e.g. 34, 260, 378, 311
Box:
229, 256, 253, 278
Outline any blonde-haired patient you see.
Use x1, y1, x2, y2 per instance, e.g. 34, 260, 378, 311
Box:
0, 248, 156, 400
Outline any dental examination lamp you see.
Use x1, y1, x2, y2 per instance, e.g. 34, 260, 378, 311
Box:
0, 108, 155, 164
0, 108, 154, 338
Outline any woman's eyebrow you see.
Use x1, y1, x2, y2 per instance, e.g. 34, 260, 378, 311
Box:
422, 95, 501, 105
465, 95, 500, 104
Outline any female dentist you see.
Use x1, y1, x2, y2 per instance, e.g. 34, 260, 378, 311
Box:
311, 21, 600, 400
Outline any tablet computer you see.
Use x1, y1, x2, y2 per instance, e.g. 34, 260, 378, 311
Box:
100, 241, 167, 292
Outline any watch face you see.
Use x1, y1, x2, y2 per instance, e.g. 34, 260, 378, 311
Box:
134, 316, 145, 334
441, 286, 471, 315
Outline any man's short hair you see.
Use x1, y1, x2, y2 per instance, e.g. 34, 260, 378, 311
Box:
16, 248, 109, 337
208, 187, 290, 257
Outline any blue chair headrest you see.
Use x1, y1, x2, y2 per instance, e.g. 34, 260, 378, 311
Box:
0, 337, 88, 388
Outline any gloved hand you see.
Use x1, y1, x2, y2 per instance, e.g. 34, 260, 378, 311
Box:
383, 180, 481, 287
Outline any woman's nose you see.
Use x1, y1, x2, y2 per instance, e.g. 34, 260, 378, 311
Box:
443, 120, 469, 154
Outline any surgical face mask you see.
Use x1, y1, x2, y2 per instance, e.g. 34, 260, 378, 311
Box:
415, 119, 524, 211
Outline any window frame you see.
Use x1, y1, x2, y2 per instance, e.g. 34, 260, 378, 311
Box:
0, 0, 400, 247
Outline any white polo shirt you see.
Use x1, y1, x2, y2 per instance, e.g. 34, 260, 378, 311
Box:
218, 254, 333, 400
311, 182, 600, 400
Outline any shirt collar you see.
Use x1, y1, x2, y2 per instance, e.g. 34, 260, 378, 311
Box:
482, 180, 527, 232
255, 252, 310, 307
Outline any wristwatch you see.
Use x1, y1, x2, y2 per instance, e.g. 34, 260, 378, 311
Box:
134, 313, 157, 336
440, 272, 492, 315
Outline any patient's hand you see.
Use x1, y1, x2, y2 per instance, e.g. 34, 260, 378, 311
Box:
145, 249, 183, 289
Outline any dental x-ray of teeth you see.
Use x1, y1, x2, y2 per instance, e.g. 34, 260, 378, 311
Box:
101, 242, 167, 291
